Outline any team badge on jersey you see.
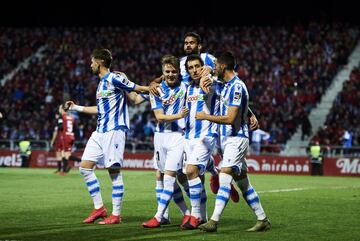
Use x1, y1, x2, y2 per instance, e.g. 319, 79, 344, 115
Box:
232, 85, 242, 105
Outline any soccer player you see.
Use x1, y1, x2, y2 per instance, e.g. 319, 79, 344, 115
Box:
181, 54, 221, 229
64, 48, 149, 225
50, 104, 75, 175
149, 32, 239, 201
142, 55, 191, 228
196, 52, 270, 232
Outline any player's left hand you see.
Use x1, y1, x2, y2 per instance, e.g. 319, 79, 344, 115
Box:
195, 111, 207, 120
249, 114, 259, 130
200, 66, 212, 77
200, 75, 212, 94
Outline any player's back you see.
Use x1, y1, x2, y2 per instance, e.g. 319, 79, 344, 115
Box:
61, 113, 75, 137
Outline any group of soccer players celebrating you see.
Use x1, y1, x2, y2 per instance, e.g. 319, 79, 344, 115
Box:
64, 32, 270, 232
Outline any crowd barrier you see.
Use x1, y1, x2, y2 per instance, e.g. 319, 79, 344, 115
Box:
1, 150, 359, 177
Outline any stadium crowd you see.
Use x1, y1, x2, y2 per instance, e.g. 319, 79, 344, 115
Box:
0, 28, 46, 80
311, 64, 360, 152
0, 23, 359, 152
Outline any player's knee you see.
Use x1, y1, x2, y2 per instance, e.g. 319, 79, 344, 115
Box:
186, 165, 198, 178
79, 166, 93, 177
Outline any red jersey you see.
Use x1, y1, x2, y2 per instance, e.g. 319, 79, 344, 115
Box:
53, 113, 75, 152
58, 113, 75, 139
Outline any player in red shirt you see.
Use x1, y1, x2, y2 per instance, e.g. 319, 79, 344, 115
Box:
51, 104, 76, 175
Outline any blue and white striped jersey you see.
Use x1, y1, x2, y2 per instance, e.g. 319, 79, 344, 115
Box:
150, 81, 188, 133
139, 93, 150, 101
180, 53, 216, 84
219, 75, 249, 138
96, 72, 136, 133
185, 81, 222, 139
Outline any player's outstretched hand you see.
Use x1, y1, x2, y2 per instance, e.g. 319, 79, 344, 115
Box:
195, 111, 207, 120
149, 82, 161, 96
63, 101, 75, 111
180, 107, 189, 117
249, 114, 259, 130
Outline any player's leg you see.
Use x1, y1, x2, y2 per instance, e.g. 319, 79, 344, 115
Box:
144, 132, 186, 228
173, 179, 190, 217
199, 136, 247, 232
175, 171, 191, 227
154, 170, 171, 224
98, 130, 126, 225
162, 139, 191, 226
55, 151, 62, 174
80, 160, 107, 223
183, 138, 213, 229
199, 174, 208, 223
80, 132, 107, 224
234, 171, 270, 232
98, 164, 123, 225
63, 151, 72, 173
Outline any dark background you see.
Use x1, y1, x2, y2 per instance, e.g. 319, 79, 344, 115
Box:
1, 0, 358, 26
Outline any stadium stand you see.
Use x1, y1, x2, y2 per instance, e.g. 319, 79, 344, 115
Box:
311, 64, 360, 156
0, 23, 359, 154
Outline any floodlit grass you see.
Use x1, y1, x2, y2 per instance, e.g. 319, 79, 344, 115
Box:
0, 168, 359, 241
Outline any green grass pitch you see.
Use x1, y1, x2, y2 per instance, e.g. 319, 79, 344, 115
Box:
0, 168, 360, 241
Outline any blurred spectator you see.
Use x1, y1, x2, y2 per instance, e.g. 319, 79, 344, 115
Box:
300, 111, 312, 140
342, 129, 353, 155
251, 129, 270, 155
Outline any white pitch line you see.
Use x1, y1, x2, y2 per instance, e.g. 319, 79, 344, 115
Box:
258, 188, 312, 193
258, 186, 360, 194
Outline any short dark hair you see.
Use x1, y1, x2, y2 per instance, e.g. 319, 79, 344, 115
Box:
217, 51, 236, 70
184, 32, 202, 44
185, 54, 204, 73
161, 55, 180, 73
92, 48, 112, 68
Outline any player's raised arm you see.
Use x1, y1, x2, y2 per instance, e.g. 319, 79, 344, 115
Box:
126, 92, 148, 105
248, 107, 259, 130
64, 101, 98, 115
149, 75, 164, 96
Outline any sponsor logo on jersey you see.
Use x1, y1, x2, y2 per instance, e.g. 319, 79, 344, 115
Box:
187, 94, 207, 102
162, 90, 185, 105
96, 90, 113, 99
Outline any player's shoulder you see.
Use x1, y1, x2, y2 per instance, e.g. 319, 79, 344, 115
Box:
200, 52, 215, 59
179, 55, 187, 62
112, 71, 128, 80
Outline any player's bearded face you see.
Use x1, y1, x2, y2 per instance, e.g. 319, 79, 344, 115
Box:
215, 61, 225, 80
184, 36, 201, 55
91, 58, 101, 75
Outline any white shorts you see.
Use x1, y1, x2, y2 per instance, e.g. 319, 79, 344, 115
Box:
153, 132, 184, 173
184, 136, 216, 175
220, 136, 249, 174
82, 130, 125, 168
